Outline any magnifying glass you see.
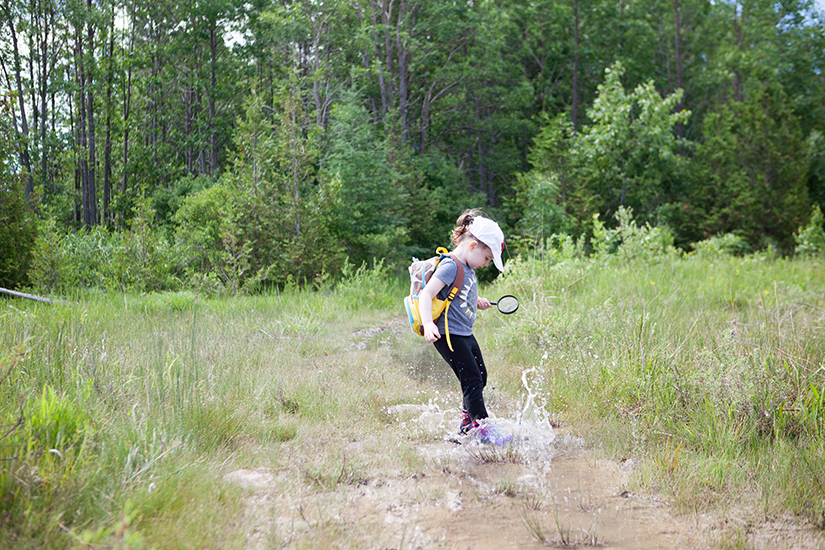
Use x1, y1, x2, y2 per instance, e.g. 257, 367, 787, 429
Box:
490, 295, 519, 314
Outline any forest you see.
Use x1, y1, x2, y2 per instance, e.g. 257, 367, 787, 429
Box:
2, 0, 825, 292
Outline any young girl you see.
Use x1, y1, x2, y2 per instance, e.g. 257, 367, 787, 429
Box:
419, 209, 505, 434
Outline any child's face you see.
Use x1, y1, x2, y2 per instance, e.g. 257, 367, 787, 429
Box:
467, 241, 494, 269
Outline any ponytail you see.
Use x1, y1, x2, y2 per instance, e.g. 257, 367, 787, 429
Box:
450, 208, 484, 247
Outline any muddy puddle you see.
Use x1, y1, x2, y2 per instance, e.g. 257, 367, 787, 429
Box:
411, 431, 697, 549
386, 404, 702, 550
226, 404, 706, 550
223, 325, 823, 549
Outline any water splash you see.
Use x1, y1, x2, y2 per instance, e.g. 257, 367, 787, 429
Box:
462, 367, 555, 450
518, 366, 555, 436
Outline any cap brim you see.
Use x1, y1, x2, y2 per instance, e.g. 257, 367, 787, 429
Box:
493, 253, 504, 272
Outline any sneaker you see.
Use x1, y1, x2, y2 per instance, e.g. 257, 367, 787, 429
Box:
458, 411, 479, 434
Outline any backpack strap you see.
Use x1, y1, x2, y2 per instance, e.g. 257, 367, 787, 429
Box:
442, 253, 465, 352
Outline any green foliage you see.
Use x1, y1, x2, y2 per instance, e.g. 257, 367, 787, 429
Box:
118, 201, 180, 291
569, 62, 690, 224
690, 233, 752, 259
29, 219, 79, 293
511, 171, 568, 245
794, 205, 825, 257
4, 0, 825, 293
808, 130, 825, 210
173, 184, 250, 294
151, 175, 213, 236
590, 207, 676, 262
322, 93, 410, 267
225, 90, 346, 290
403, 155, 485, 260
0, 118, 37, 290
26, 386, 90, 452
334, 260, 400, 311
689, 82, 810, 252
29, 206, 178, 294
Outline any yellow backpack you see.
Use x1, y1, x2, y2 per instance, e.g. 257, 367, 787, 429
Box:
403, 248, 465, 352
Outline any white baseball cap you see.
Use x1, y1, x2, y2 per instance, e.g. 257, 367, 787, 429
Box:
469, 216, 505, 271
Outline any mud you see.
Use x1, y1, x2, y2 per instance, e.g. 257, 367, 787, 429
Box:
224, 409, 707, 550
222, 324, 825, 549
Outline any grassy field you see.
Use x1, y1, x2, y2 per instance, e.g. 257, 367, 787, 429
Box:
1, 253, 824, 548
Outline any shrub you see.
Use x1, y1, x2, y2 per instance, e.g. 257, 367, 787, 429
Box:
592, 207, 677, 262
334, 259, 398, 310
794, 205, 825, 257
690, 232, 751, 259
0, 162, 37, 290
29, 219, 79, 293
173, 184, 250, 294
30, 209, 178, 293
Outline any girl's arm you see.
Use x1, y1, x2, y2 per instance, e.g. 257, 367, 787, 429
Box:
477, 297, 492, 310
419, 277, 447, 342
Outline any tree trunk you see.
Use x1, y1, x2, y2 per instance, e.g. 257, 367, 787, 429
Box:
396, 0, 408, 142
382, 0, 394, 110
674, 0, 684, 140
76, 29, 90, 226
103, 2, 114, 224
122, 0, 134, 196
732, 4, 743, 102
5, 3, 34, 199
185, 85, 194, 172
38, 2, 53, 199
209, 25, 219, 176
369, 0, 388, 118
571, 0, 580, 132
86, 3, 97, 226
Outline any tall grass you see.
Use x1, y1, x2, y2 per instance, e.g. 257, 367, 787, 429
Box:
488, 250, 825, 526
2, 246, 823, 547
0, 271, 413, 548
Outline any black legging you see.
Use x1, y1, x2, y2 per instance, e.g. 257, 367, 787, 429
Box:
433, 334, 488, 421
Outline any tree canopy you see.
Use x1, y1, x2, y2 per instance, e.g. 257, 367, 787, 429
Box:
2, 0, 824, 289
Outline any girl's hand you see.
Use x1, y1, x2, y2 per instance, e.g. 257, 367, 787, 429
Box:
423, 321, 441, 342
477, 297, 492, 310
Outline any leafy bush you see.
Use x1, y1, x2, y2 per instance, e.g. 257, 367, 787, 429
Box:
173, 184, 250, 294
334, 259, 399, 310
30, 208, 178, 293
29, 219, 77, 293
116, 200, 179, 291
794, 205, 825, 257
592, 207, 677, 262
151, 174, 213, 236
0, 152, 37, 290
690, 232, 752, 259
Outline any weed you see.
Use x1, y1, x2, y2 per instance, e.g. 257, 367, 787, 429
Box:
467, 443, 524, 464
652, 438, 683, 474
428, 456, 454, 474
521, 488, 546, 510
495, 478, 518, 498
303, 456, 369, 491
519, 504, 550, 544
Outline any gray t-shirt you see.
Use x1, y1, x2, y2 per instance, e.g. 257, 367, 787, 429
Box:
432, 256, 478, 336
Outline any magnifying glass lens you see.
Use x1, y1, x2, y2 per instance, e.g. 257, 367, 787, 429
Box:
497, 296, 519, 314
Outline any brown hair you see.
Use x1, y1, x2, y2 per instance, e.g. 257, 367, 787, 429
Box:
450, 208, 485, 247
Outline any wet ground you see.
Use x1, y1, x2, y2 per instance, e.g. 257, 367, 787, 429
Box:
222, 323, 825, 549
225, 406, 709, 549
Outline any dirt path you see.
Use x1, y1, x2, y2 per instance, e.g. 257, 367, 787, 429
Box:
221, 324, 825, 549
416, 435, 699, 549
224, 418, 710, 549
